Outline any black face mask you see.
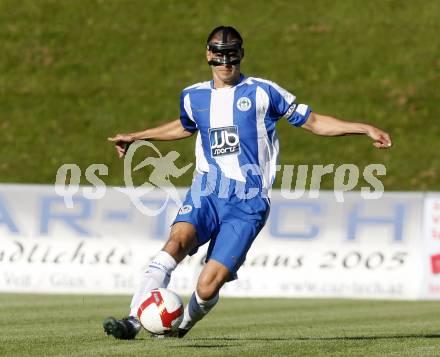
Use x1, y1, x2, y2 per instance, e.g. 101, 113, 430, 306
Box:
207, 42, 242, 66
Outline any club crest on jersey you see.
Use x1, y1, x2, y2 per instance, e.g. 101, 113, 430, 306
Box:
209, 126, 241, 157
236, 97, 251, 111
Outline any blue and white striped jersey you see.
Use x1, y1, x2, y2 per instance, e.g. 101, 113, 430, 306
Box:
179, 74, 311, 192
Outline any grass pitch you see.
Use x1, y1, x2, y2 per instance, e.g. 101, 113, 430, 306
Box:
0, 0, 439, 190
0, 294, 439, 356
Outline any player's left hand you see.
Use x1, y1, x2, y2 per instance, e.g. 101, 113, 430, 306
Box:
366, 126, 392, 149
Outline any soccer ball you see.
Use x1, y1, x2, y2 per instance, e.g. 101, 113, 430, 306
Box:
137, 288, 184, 334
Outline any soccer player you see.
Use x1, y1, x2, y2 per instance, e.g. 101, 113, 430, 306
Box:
104, 26, 392, 339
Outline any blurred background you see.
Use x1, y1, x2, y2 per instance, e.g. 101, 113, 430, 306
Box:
0, 0, 438, 189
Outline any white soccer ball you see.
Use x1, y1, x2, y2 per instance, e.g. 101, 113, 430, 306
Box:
137, 288, 184, 334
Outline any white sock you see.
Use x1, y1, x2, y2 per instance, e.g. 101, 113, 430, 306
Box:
178, 291, 219, 331
129, 250, 177, 317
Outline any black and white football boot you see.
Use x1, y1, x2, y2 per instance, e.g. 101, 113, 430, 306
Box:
103, 316, 142, 340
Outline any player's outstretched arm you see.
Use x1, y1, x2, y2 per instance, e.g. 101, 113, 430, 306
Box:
108, 119, 194, 158
301, 112, 392, 149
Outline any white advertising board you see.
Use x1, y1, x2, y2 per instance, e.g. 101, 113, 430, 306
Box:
0, 184, 430, 299
421, 193, 440, 299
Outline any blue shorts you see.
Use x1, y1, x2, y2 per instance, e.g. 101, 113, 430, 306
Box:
173, 173, 270, 279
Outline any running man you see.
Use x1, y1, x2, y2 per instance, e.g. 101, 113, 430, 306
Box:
104, 26, 392, 339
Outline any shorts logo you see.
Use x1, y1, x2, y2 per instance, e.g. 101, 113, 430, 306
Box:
209, 126, 241, 157
178, 204, 192, 214
236, 97, 251, 111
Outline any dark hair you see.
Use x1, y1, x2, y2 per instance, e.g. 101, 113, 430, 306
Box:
206, 26, 243, 45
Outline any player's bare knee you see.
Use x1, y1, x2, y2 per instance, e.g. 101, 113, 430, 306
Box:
196, 272, 226, 300
196, 281, 219, 301
164, 224, 197, 262
169, 228, 194, 250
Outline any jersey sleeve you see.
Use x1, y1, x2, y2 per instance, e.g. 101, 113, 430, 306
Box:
285, 103, 312, 127
179, 91, 198, 133
267, 81, 312, 127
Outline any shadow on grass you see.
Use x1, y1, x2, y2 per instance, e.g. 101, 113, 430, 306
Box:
171, 344, 235, 348
186, 333, 440, 342
135, 337, 241, 349
136, 333, 440, 349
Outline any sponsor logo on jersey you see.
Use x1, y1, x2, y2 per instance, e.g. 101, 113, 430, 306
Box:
178, 204, 193, 214
236, 97, 252, 111
209, 126, 241, 157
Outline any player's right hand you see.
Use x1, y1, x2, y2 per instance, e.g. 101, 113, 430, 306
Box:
366, 127, 392, 149
108, 134, 137, 158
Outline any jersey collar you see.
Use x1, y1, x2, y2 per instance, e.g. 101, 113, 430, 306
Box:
210, 74, 246, 90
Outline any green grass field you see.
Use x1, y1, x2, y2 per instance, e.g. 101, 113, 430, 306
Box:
0, 0, 439, 189
1, 294, 439, 356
